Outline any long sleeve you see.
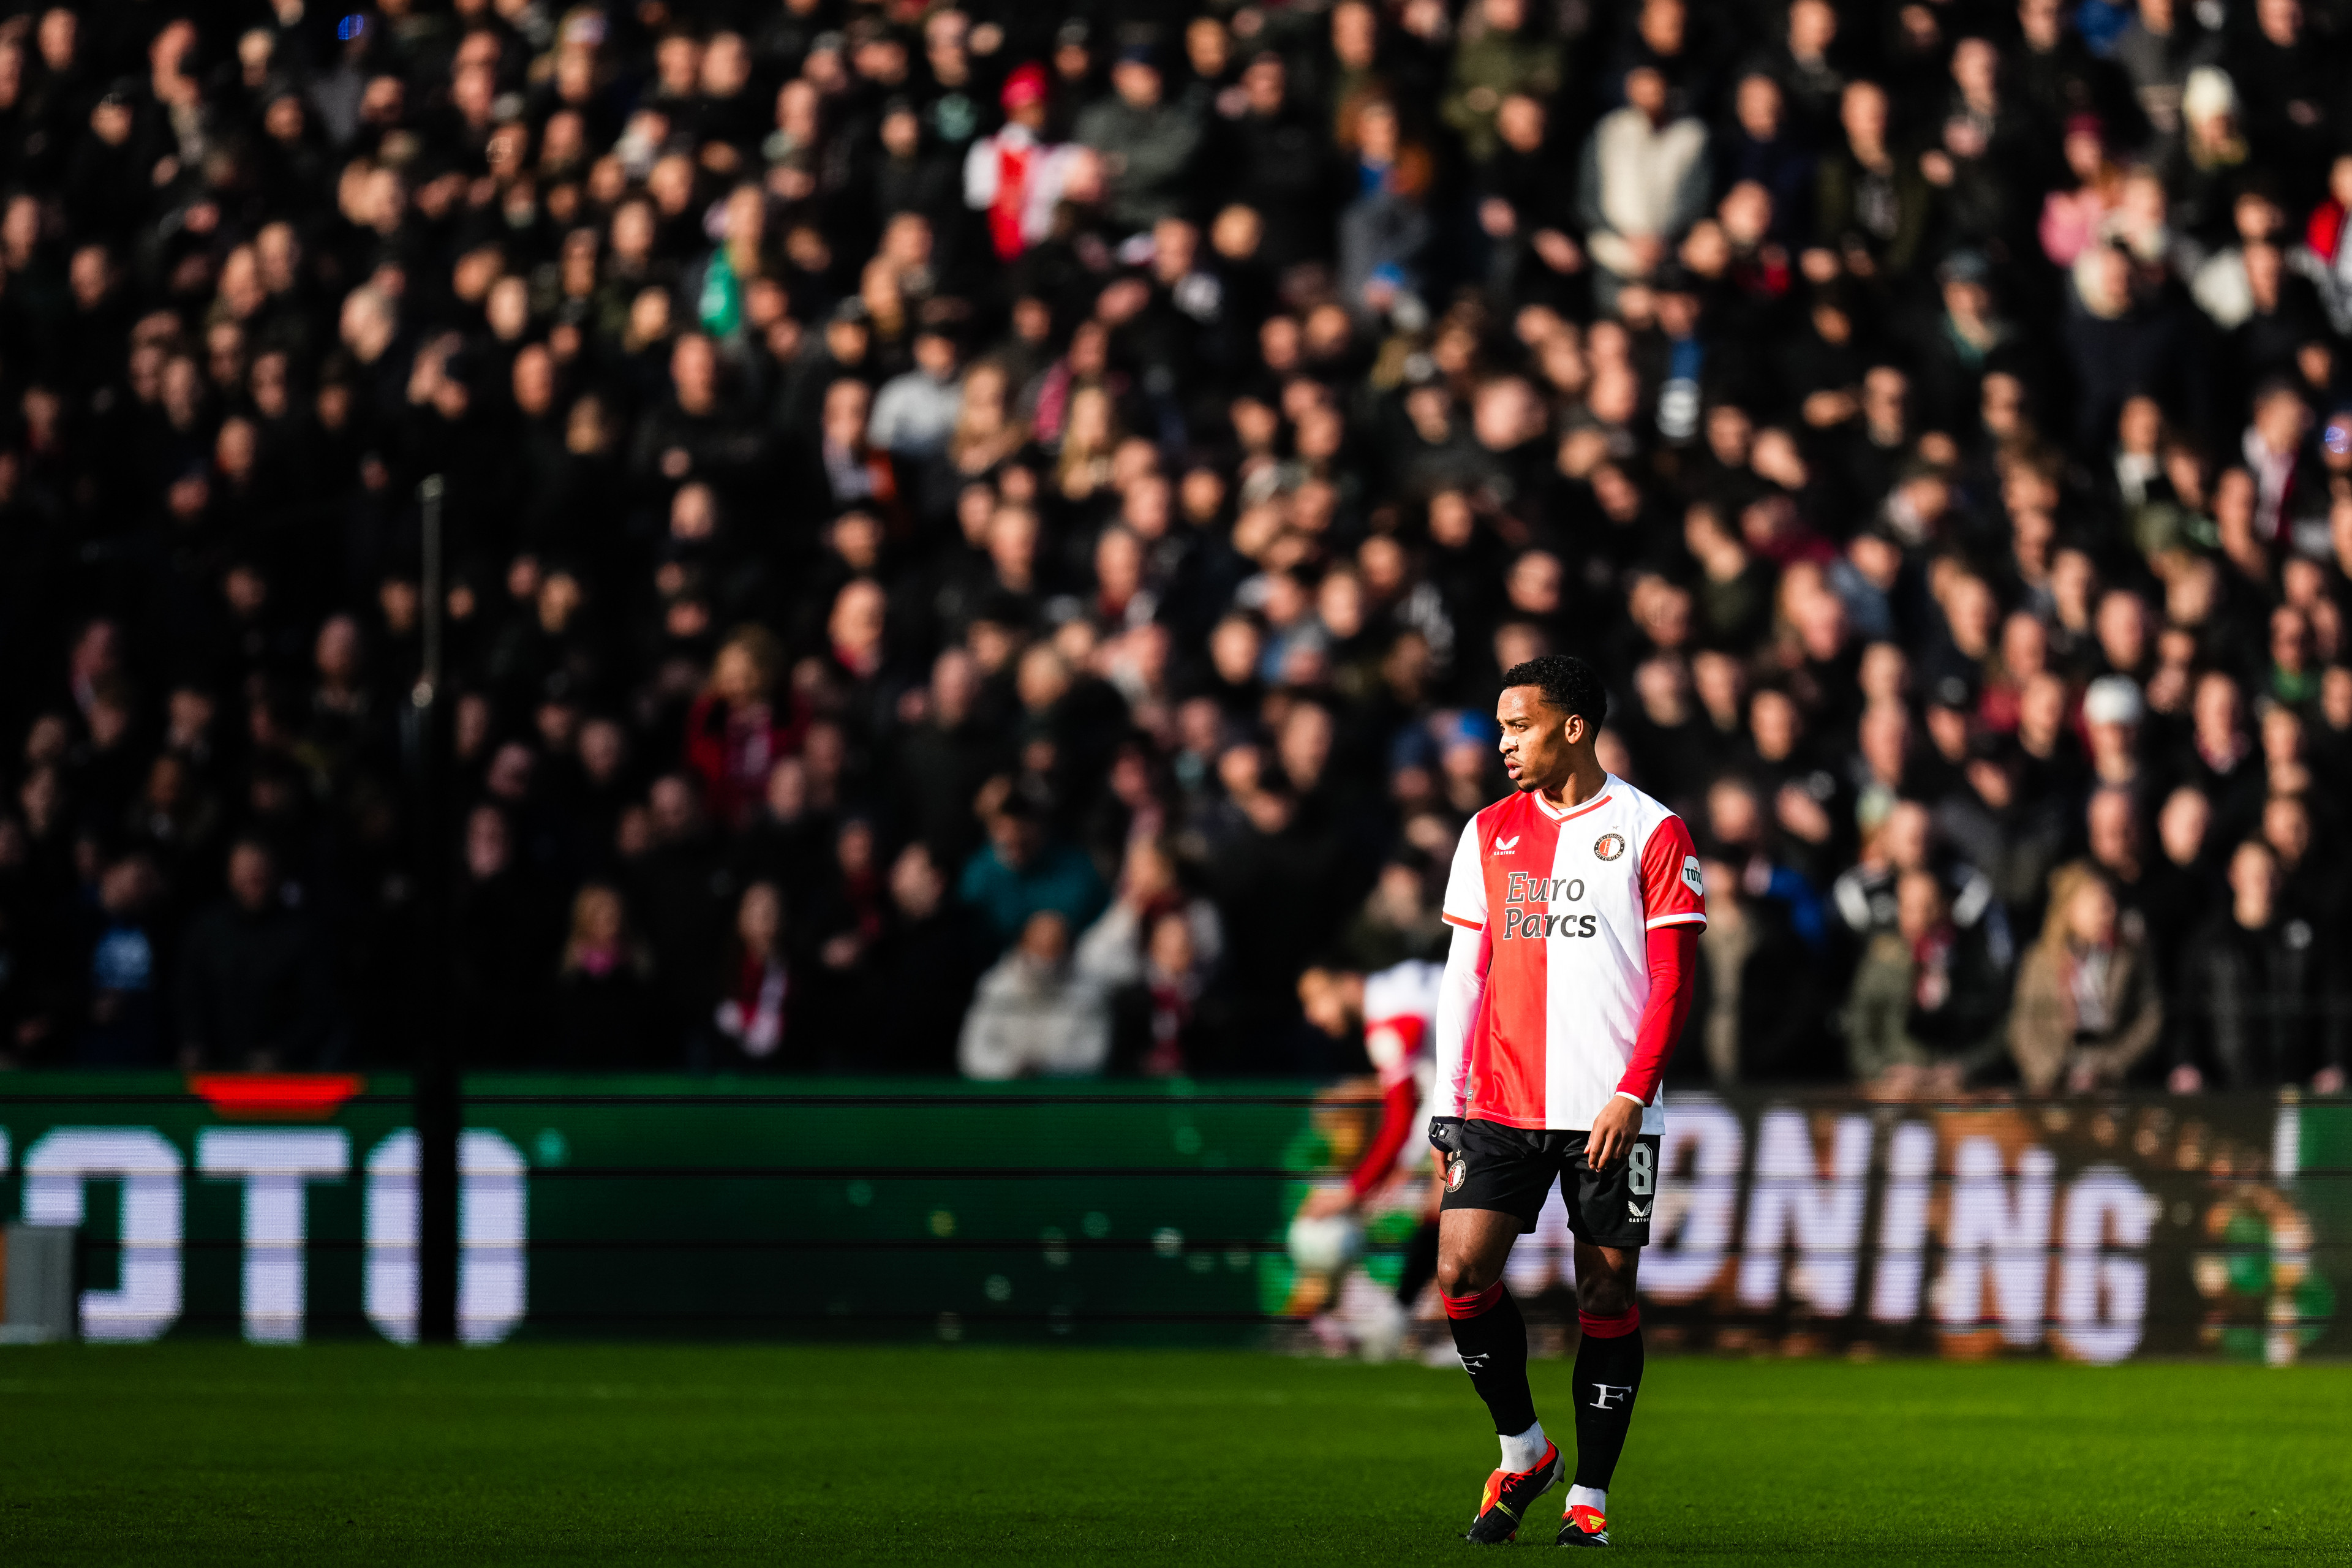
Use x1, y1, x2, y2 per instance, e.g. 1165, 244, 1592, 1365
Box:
1615, 922, 1698, 1105
962, 135, 999, 209
1844, 935, 1918, 1081
2006, 947, 2070, 1094
958, 963, 1020, 1079
1072, 900, 1144, 988
1431, 920, 1489, 1118
1347, 1074, 1422, 1196
2078, 945, 2165, 1086
1433, 818, 1492, 1119
1667, 135, 1713, 236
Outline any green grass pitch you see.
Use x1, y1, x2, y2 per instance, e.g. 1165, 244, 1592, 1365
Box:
4, 1343, 2348, 1564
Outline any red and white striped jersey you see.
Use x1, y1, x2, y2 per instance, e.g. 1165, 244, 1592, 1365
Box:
1436, 775, 1706, 1133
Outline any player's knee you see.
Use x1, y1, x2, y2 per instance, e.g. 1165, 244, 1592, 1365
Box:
1577, 1268, 1635, 1316
1435, 1249, 1494, 1298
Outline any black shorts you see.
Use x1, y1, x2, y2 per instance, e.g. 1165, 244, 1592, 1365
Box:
1439, 1118, 1662, 1249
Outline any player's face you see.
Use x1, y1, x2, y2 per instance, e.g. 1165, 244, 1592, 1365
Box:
1496, 685, 1577, 793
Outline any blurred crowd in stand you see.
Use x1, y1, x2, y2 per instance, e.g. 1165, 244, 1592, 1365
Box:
1, 0, 2348, 1095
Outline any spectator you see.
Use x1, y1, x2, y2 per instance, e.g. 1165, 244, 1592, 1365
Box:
685, 627, 802, 833
868, 327, 965, 461
1076, 839, 1223, 982
2008, 865, 2165, 1093
958, 910, 1112, 1079
1076, 837, 1226, 1071
1074, 45, 1201, 233
80, 854, 167, 1068
1816, 80, 1930, 281
2114, 0, 2218, 170
1336, 93, 1437, 319
549, 883, 657, 1071
1578, 67, 1710, 308
175, 840, 336, 1070
712, 880, 789, 1069
871, 843, 989, 1074
631, 774, 736, 1050
963, 66, 1086, 262
452, 804, 559, 1068
1842, 868, 2013, 1094
957, 785, 1107, 952
1684, 851, 1834, 1085
1442, 0, 1564, 166
2173, 839, 2346, 1092
0, 0, 2342, 1095
1221, 50, 1336, 273
1338, 859, 1449, 971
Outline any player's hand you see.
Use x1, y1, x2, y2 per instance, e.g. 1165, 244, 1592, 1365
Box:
1427, 1116, 1465, 1156
1586, 1095, 1641, 1171
1300, 1185, 1356, 1219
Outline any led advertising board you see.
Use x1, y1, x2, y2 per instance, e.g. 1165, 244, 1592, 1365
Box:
0, 1077, 2338, 1362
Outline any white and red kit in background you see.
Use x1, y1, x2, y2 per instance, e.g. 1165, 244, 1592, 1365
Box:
1344, 960, 1444, 1197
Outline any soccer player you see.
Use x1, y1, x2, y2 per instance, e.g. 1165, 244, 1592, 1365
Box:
1296, 957, 1447, 1353
1429, 655, 1704, 1548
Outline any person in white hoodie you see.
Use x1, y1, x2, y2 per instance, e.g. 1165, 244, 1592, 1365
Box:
957, 910, 1113, 1079
1575, 67, 1709, 312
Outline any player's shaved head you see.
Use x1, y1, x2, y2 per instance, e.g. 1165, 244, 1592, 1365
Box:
1501, 654, 1607, 728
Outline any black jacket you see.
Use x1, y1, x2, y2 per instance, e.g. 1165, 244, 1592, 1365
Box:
175, 899, 338, 1068
2179, 913, 2346, 1088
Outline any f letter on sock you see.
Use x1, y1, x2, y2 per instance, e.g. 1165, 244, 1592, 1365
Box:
1446, 1281, 1537, 1438
1570, 1303, 1646, 1491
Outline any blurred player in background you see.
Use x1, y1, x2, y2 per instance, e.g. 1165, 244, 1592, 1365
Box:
1430, 656, 1705, 1548
1295, 958, 1445, 1356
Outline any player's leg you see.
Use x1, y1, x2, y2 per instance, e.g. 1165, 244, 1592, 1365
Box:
1557, 1130, 1657, 1548
1436, 1123, 1561, 1543
1434, 1205, 1533, 1438
1395, 1165, 1444, 1309
1437, 1207, 1561, 1542
1561, 1240, 1643, 1546
1393, 1213, 1439, 1308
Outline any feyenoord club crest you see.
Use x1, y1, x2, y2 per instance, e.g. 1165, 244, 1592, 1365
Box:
1445, 1155, 1466, 1191
1593, 832, 1626, 861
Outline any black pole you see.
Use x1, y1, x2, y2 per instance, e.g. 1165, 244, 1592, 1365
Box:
410, 474, 459, 1344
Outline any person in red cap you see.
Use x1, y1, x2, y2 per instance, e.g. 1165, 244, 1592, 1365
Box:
964, 63, 1084, 260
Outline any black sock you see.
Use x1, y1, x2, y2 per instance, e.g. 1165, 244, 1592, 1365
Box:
1396, 1219, 1440, 1308
1444, 1281, 1537, 1439
1571, 1307, 1645, 1490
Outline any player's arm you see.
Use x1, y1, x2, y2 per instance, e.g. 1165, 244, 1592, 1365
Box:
1344, 1044, 1421, 1200
1303, 1009, 1423, 1215
1430, 817, 1491, 1153
1428, 920, 1489, 1153
1587, 923, 1700, 1168
1589, 817, 1708, 1170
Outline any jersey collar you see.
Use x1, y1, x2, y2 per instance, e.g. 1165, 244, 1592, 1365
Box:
1531, 775, 1616, 822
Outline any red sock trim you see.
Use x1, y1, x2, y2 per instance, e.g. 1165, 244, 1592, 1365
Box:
1441, 1281, 1507, 1320
1577, 1305, 1641, 1338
